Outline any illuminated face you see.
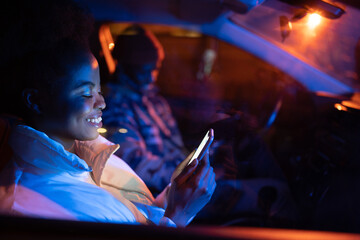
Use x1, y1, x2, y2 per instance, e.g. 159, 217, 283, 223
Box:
39, 53, 105, 148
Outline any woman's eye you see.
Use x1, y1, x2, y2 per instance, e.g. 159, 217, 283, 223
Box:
82, 93, 93, 98
81, 88, 93, 98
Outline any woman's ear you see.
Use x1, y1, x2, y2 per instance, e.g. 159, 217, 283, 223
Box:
22, 89, 42, 114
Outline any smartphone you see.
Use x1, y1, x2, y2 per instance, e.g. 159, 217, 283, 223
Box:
188, 128, 214, 165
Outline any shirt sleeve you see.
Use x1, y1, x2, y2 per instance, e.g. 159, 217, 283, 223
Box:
132, 202, 177, 227
158, 216, 177, 227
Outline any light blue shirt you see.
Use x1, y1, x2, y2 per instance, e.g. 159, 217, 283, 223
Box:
0, 125, 175, 226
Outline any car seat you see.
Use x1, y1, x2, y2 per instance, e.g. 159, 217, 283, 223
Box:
0, 115, 15, 172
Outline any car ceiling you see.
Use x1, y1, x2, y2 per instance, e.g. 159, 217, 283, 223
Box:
75, 0, 360, 97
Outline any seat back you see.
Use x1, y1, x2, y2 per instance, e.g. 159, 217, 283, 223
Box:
0, 116, 14, 172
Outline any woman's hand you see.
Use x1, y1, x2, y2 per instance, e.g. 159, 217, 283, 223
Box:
164, 150, 216, 227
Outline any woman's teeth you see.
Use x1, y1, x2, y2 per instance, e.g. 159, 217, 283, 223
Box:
86, 117, 102, 124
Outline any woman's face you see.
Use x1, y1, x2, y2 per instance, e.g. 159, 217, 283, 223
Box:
37, 53, 105, 149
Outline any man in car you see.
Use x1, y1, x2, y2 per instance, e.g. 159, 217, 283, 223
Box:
102, 24, 189, 195
102, 24, 300, 227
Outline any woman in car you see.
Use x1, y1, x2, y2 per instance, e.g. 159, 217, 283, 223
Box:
0, 0, 216, 227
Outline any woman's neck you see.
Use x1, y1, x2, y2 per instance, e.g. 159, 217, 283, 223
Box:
28, 120, 76, 153
48, 135, 75, 153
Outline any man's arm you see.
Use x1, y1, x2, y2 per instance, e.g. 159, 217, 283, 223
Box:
104, 121, 185, 194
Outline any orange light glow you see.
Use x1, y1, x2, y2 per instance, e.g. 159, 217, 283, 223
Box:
194, 226, 360, 240
341, 100, 360, 110
97, 128, 107, 134
118, 128, 128, 134
108, 42, 115, 51
99, 25, 116, 74
334, 103, 347, 111
307, 13, 321, 29
91, 58, 99, 69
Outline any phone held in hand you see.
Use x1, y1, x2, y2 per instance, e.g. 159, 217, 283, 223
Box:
188, 128, 214, 165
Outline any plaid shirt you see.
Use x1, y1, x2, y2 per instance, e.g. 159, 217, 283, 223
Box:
102, 83, 188, 194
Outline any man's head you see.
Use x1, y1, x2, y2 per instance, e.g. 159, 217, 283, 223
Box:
112, 25, 164, 92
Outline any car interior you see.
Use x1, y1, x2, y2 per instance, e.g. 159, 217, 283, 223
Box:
1, 0, 360, 239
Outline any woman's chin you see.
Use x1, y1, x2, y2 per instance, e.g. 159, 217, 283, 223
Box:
79, 131, 99, 141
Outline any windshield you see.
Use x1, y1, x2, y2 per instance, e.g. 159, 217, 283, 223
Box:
229, 0, 360, 91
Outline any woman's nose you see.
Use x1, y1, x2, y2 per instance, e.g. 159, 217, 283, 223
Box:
95, 93, 106, 110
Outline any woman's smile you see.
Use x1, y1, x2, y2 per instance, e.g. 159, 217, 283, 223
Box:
85, 115, 103, 128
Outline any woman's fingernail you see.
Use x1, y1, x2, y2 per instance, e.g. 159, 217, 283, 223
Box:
190, 158, 198, 166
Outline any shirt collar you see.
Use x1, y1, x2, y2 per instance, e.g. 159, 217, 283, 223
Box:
75, 135, 119, 185
10, 125, 120, 185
